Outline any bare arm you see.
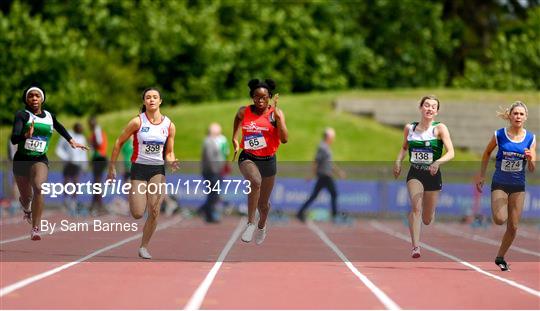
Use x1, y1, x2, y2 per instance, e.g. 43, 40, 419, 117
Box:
273, 95, 288, 143
475, 135, 497, 192
165, 123, 180, 171
232, 106, 246, 158
525, 139, 536, 172
107, 117, 140, 179
428, 123, 455, 176
393, 124, 409, 178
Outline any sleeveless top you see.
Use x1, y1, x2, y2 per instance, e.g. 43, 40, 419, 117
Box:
18, 109, 54, 157
492, 128, 535, 185
131, 112, 171, 165
241, 105, 280, 157
407, 121, 443, 167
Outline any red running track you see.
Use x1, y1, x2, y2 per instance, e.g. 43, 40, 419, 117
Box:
1, 214, 539, 309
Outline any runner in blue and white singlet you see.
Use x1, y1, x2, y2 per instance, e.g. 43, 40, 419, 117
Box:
476, 101, 536, 271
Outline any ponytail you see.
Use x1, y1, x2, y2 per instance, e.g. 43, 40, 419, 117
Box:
497, 101, 528, 121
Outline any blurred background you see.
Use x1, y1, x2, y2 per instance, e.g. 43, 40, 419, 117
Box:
0, 0, 539, 222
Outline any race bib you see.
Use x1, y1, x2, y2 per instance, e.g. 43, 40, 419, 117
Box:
24, 138, 46, 152
143, 143, 162, 155
411, 148, 433, 164
244, 134, 267, 150
501, 159, 523, 172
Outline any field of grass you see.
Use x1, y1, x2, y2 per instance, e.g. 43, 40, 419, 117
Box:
2, 89, 538, 163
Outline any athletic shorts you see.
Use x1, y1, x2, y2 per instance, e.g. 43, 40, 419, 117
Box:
130, 163, 165, 182
238, 150, 277, 178
406, 165, 442, 191
491, 182, 525, 194
12, 152, 49, 177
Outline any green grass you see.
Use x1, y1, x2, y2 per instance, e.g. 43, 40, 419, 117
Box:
4, 88, 538, 162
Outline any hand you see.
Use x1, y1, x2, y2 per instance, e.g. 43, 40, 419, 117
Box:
524, 148, 532, 161
428, 161, 440, 176
169, 159, 180, 172
474, 174, 485, 193
338, 170, 346, 179
107, 165, 117, 181
393, 161, 401, 179
25, 120, 35, 138
70, 140, 89, 150
232, 139, 240, 155
272, 93, 279, 108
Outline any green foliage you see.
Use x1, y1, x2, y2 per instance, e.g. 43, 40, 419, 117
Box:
1, 0, 539, 124
454, 7, 540, 90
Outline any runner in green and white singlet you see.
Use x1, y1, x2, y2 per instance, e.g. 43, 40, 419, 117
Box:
407, 121, 443, 168
393, 96, 455, 259
10, 86, 88, 240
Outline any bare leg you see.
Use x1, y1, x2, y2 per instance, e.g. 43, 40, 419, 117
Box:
129, 180, 148, 219
421, 191, 440, 225
491, 190, 509, 225
140, 174, 165, 248
407, 179, 424, 248
239, 160, 262, 224
257, 175, 275, 229
496, 192, 524, 258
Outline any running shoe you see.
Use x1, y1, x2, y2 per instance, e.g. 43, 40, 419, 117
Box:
411, 246, 421, 258
20, 202, 32, 224
138, 247, 152, 259
241, 223, 256, 243
495, 256, 510, 271
255, 226, 267, 245
30, 227, 41, 241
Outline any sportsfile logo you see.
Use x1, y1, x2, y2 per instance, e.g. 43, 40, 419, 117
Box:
41, 179, 252, 198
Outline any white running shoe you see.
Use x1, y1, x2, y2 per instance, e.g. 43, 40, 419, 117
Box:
411, 246, 421, 258
30, 227, 41, 241
241, 223, 256, 243
138, 247, 152, 259
255, 226, 267, 245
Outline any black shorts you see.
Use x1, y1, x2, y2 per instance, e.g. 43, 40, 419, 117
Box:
63, 162, 82, 178
91, 155, 108, 178
238, 150, 277, 178
130, 163, 165, 182
491, 182, 525, 194
406, 165, 442, 191
12, 152, 49, 177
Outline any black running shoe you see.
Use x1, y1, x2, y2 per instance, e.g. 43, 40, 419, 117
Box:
495, 256, 510, 271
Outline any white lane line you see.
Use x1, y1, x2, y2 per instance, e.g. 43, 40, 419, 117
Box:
184, 218, 245, 311
435, 224, 540, 257
0, 215, 116, 245
371, 221, 540, 298
308, 221, 401, 310
0, 216, 183, 297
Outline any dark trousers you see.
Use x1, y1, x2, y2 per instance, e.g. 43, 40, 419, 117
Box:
200, 172, 220, 222
298, 175, 338, 217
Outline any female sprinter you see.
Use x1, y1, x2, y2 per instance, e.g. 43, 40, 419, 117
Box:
107, 88, 179, 259
393, 95, 455, 258
475, 101, 536, 271
232, 79, 288, 245
10, 85, 88, 240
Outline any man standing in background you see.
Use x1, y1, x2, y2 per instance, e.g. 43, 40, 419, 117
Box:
199, 123, 225, 223
56, 123, 88, 215
296, 127, 345, 223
